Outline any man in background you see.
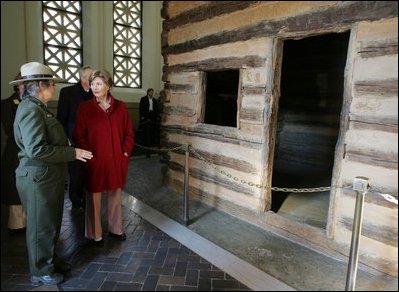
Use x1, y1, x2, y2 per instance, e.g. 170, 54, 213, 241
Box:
139, 88, 160, 157
1, 72, 26, 233
57, 66, 93, 209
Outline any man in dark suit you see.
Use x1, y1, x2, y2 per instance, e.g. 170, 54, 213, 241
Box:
1, 72, 26, 233
139, 88, 160, 157
57, 66, 93, 209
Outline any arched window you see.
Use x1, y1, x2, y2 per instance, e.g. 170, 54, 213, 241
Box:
113, 1, 142, 88
42, 1, 82, 83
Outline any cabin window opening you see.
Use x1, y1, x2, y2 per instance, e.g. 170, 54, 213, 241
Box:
204, 70, 239, 127
271, 31, 350, 229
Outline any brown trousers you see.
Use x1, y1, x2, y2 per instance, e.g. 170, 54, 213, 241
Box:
85, 188, 123, 240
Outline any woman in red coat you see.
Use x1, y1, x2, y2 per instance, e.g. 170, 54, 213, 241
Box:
74, 69, 134, 246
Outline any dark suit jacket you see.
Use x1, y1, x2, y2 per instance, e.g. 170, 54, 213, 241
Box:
57, 82, 92, 143
1, 93, 21, 204
139, 95, 159, 124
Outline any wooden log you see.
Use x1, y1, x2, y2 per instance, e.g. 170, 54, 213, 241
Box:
357, 40, 398, 58
167, 176, 261, 212
349, 114, 398, 127
353, 54, 397, 82
162, 137, 261, 170
238, 122, 264, 138
162, 124, 263, 147
340, 217, 398, 247
160, 1, 169, 20
163, 115, 198, 128
164, 72, 199, 90
164, 83, 196, 93
345, 152, 397, 170
241, 67, 270, 88
350, 99, 398, 127
187, 147, 258, 174
162, 1, 209, 20
161, 30, 168, 53
164, 55, 266, 73
166, 2, 346, 48
166, 160, 255, 196
354, 78, 398, 96
262, 40, 284, 213
356, 18, 397, 42
350, 121, 398, 134
162, 1, 398, 54
163, 1, 261, 30
241, 95, 267, 110
241, 86, 266, 96
340, 160, 397, 195
239, 108, 264, 122
342, 188, 397, 209
163, 105, 196, 117
344, 129, 398, 166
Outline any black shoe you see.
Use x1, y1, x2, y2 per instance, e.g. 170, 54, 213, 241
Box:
91, 239, 104, 247
72, 203, 84, 210
54, 260, 71, 273
71, 207, 84, 212
108, 232, 126, 241
31, 272, 63, 285
8, 227, 26, 234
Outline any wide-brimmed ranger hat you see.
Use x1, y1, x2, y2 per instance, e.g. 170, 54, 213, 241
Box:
9, 62, 64, 85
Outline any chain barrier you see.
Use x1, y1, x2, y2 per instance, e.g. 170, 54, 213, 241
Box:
369, 187, 398, 205
135, 143, 185, 153
189, 145, 332, 193
134, 143, 398, 203
136, 142, 396, 287
191, 145, 398, 202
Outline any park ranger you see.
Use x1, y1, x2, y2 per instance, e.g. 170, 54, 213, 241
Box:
11, 62, 93, 286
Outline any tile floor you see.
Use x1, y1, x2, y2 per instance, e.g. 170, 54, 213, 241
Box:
2, 192, 287, 291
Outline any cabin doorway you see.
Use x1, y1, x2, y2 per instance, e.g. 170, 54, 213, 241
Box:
271, 31, 350, 228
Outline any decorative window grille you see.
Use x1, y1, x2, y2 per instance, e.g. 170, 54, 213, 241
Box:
42, 1, 82, 83
113, 1, 142, 88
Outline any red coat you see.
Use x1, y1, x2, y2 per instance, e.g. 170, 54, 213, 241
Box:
73, 94, 134, 192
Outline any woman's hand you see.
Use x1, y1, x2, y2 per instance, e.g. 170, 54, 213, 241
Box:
75, 148, 93, 162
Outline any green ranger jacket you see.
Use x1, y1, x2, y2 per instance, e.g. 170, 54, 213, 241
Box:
14, 97, 76, 166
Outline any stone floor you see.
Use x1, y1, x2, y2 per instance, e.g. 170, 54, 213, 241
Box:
123, 154, 398, 291
1, 195, 251, 291
1, 153, 397, 291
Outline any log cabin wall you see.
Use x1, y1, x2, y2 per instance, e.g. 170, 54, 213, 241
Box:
331, 17, 398, 275
161, 1, 398, 276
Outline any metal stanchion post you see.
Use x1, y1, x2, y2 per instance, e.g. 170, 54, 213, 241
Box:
345, 176, 369, 291
183, 144, 190, 226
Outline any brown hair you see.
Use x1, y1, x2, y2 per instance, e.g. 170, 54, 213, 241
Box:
89, 69, 113, 88
13, 72, 22, 92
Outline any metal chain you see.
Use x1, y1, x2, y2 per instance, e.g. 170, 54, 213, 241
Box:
270, 186, 331, 192
369, 187, 398, 205
135, 143, 185, 153
140, 143, 396, 199
189, 146, 331, 193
